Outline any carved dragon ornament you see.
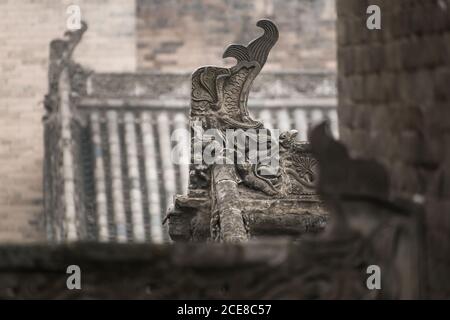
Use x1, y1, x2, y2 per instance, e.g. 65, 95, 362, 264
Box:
189, 20, 319, 198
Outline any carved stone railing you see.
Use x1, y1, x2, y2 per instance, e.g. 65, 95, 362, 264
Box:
168, 20, 329, 242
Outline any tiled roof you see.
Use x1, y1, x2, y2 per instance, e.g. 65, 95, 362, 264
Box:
44, 63, 338, 243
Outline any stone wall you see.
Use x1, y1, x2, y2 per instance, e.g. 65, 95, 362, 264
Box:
0, 0, 136, 243
336, 0, 450, 298
136, 0, 337, 72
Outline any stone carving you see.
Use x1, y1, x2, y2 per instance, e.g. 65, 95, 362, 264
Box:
44, 21, 89, 116
43, 22, 91, 242
169, 20, 328, 242
189, 20, 318, 197
190, 19, 277, 129
279, 130, 318, 195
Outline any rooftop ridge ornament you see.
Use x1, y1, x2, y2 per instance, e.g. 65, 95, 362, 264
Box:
223, 19, 279, 70
45, 21, 88, 114
190, 19, 279, 131
168, 20, 329, 243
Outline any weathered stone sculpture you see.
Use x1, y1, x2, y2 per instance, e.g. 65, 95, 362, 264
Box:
168, 20, 328, 242
43, 22, 91, 241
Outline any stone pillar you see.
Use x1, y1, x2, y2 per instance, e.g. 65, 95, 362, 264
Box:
211, 165, 248, 243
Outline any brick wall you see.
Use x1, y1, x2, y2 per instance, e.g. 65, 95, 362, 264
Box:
136, 0, 337, 72
336, 0, 450, 298
0, 0, 136, 243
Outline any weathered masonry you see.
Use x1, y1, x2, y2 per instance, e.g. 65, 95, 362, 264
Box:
336, 0, 450, 299
168, 20, 328, 242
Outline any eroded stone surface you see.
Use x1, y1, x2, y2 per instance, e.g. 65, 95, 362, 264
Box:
168, 20, 329, 243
